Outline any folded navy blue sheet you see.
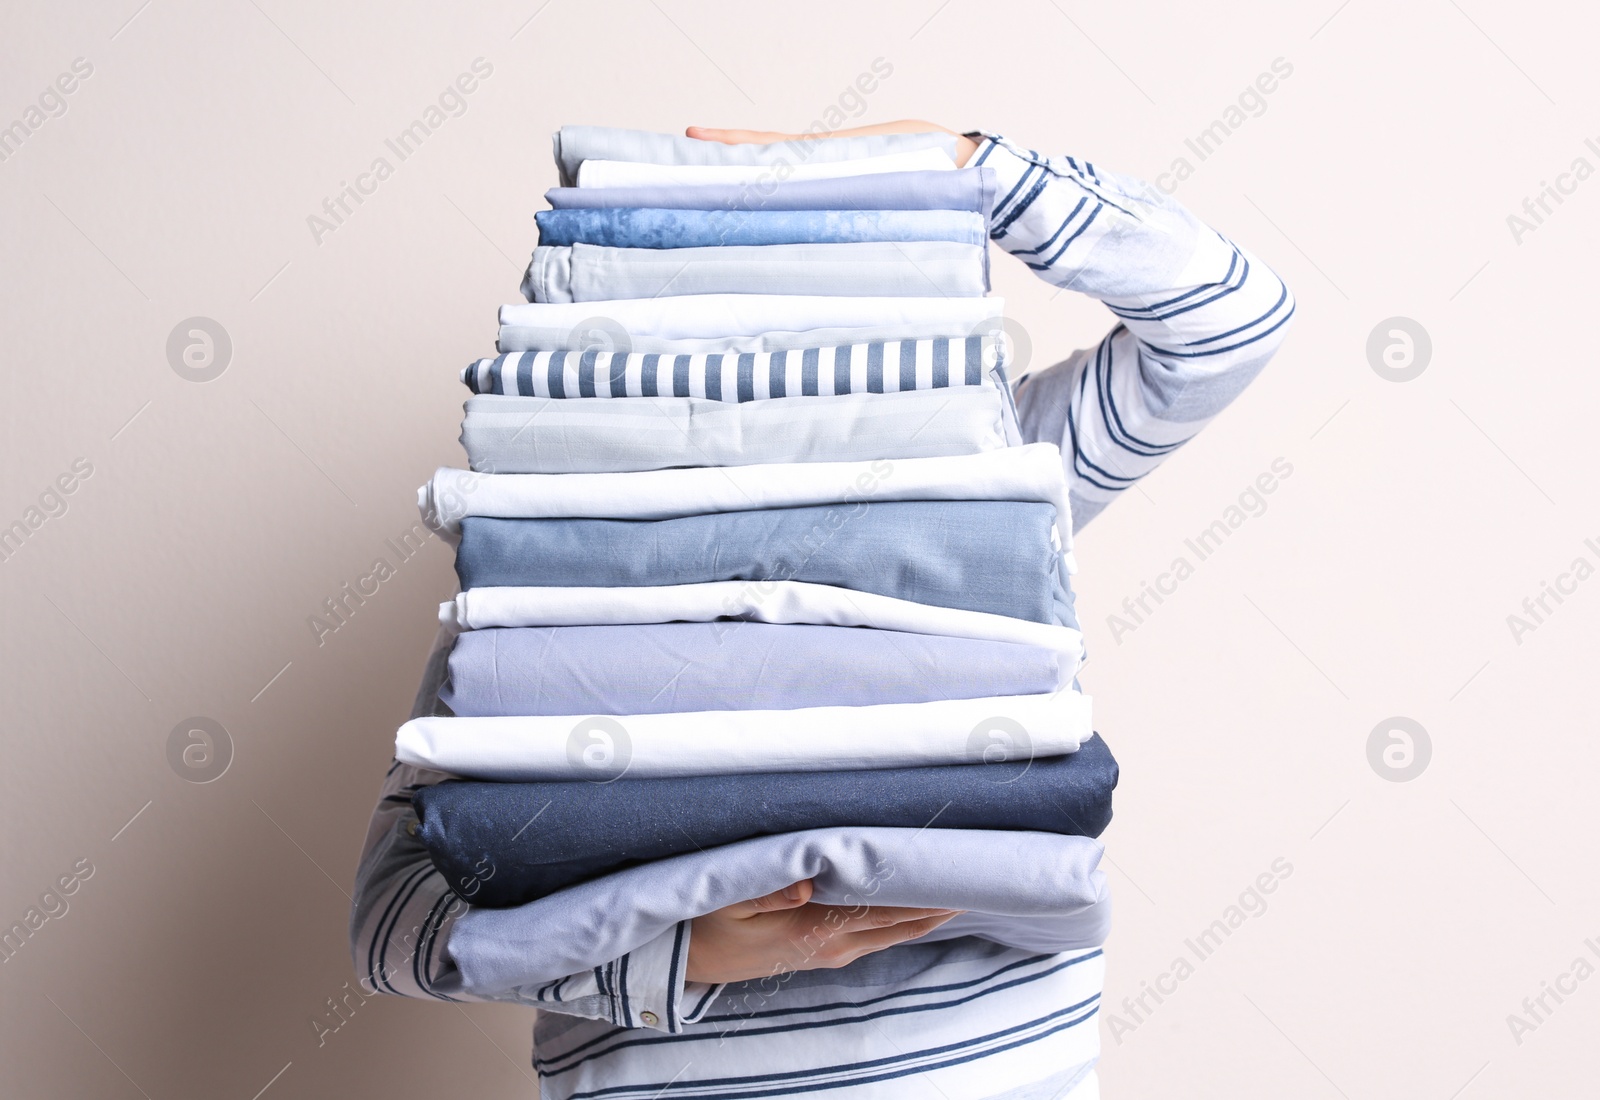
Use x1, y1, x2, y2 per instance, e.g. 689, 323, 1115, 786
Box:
411, 733, 1117, 907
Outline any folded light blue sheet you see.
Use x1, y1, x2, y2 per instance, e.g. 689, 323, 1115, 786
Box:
534, 208, 987, 249
439, 622, 1064, 716
441, 827, 1110, 995
454, 500, 1069, 624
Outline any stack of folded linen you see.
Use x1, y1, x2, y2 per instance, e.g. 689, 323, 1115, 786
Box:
399, 126, 1118, 1001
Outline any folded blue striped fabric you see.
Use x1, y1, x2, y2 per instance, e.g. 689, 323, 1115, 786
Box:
551, 125, 958, 187
439, 622, 1065, 717
411, 732, 1117, 906
454, 500, 1070, 624
543, 167, 996, 215
534, 207, 986, 249
463, 336, 997, 400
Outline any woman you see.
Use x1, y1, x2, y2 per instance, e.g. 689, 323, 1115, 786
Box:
351, 119, 1294, 1098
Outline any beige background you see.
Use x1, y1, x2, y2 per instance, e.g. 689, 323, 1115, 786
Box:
2, 0, 1596, 1096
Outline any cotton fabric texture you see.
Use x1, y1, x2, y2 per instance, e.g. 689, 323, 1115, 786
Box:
397, 690, 1090, 780
451, 501, 1069, 624
551, 124, 958, 187
575, 147, 955, 188
457, 389, 1008, 474
441, 827, 1111, 995
533, 208, 987, 250
438, 622, 1070, 716
521, 240, 988, 302
464, 336, 1000, 401
412, 731, 1117, 907
544, 166, 995, 214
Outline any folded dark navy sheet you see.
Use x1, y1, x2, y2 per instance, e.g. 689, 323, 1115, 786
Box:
411, 732, 1117, 907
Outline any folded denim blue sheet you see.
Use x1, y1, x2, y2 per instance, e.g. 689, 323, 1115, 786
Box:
465, 337, 998, 400
551, 125, 958, 187
454, 500, 1068, 624
544, 167, 996, 215
534, 208, 986, 250
442, 827, 1110, 994
439, 622, 1067, 717
457, 389, 1008, 473
521, 240, 988, 302
411, 732, 1117, 906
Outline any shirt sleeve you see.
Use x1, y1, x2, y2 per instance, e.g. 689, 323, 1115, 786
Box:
970, 133, 1296, 531
347, 629, 721, 1032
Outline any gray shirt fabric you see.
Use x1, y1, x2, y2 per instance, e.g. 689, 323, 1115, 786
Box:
458, 388, 1008, 474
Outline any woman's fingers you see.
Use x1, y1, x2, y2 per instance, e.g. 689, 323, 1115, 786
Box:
685, 126, 793, 145
724, 879, 814, 918
686, 121, 954, 146
826, 911, 963, 964
826, 905, 960, 935
685, 121, 978, 167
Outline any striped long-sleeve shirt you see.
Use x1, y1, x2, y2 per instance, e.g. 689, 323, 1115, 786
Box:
348, 133, 1293, 1099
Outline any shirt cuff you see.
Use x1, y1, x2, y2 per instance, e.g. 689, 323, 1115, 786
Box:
610, 920, 725, 1033
966, 133, 1051, 241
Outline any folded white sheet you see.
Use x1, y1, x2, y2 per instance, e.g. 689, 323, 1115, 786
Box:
576, 147, 957, 188
420, 443, 1073, 552
497, 294, 1001, 343
399, 689, 1090, 780
439, 579, 1084, 680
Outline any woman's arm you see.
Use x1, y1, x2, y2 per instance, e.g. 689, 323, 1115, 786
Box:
969, 132, 1294, 529
349, 757, 736, 1031
689, 121, 1297, 531
348, 629, 720, 1030
349, 629, 958, 1029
